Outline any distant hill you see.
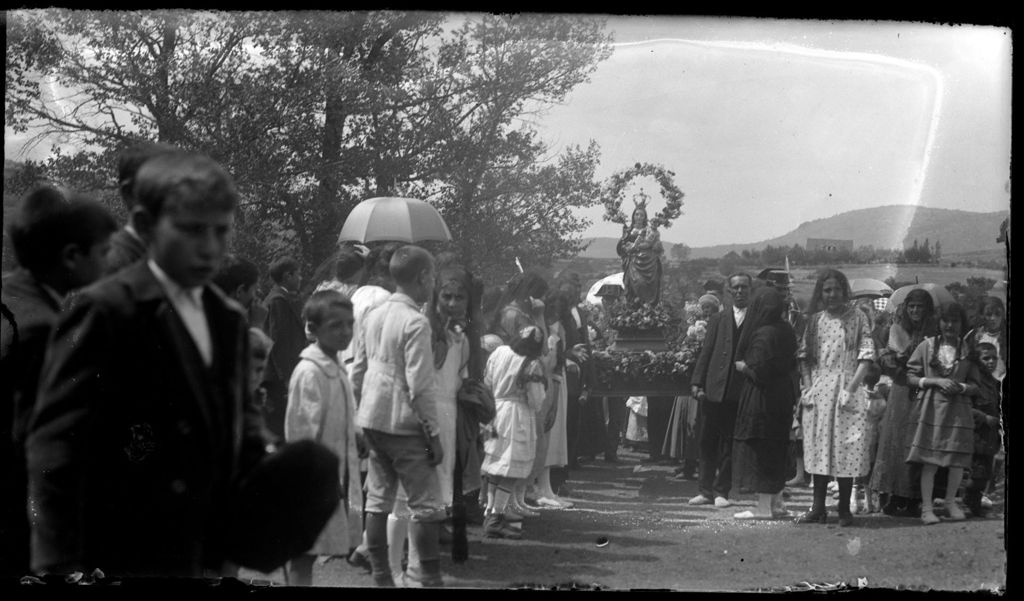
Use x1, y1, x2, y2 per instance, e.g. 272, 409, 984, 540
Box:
578, 205, 1008, 260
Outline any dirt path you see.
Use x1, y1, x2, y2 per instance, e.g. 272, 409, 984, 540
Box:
241, 447, 1006, 591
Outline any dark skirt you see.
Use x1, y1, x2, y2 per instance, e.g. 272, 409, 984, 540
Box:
869, 381, 921, 498
733, 438, 788, 494
906, 388, 973, 469
732, 382, 792, 495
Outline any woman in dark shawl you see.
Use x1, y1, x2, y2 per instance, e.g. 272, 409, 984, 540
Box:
870, 287, 936, 516
730, 286, 800, 519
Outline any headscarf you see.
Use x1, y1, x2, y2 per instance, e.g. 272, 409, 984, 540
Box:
698, 294, 721, 312
735, 286, 793, 360
891, 288, 937, 354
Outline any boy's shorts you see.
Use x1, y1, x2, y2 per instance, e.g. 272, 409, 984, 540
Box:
362, 429, 446, 522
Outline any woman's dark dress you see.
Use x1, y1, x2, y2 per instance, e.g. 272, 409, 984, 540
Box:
733, 325, 799, 495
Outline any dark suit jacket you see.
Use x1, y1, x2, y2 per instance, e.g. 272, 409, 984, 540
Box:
1, 269, 62, 577
691, 306, 745, 404
104, 227, 148, 276
262, 285, 306, 385
26, 261, 267, 577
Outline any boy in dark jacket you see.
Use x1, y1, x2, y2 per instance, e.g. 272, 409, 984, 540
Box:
964, 342, 1002, 517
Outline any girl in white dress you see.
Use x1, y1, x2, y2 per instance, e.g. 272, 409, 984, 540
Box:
796, 269, 875, 528
480, 326, 547, 538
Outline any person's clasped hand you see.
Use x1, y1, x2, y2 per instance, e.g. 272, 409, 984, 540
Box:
426, 434, 444, 467
838, 387, 858, 412
932, 378, 962, 395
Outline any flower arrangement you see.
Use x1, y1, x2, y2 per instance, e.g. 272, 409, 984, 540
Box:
592, 298, 709, 390
607, 297, 675, 332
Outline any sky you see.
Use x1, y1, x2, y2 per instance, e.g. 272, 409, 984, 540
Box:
5, 14, 1012, 249
535, 16, 1012, 247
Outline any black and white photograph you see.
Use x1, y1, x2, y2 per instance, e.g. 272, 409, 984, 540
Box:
2, 10, 1010, 592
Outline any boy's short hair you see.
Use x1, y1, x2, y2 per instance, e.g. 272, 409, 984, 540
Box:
389, 245, 434, 286
975, 341, 998, 355
116, 141, 179, 210
302, 289, 353, 328
132, 151, 238, 219
334, 247, 365, 281
269, 257, 299, 285
213, 256, 260, 294
248, 327, 274, 360
8, 185, 118, 274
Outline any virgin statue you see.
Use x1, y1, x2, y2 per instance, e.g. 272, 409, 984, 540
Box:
616, 201, 664, 305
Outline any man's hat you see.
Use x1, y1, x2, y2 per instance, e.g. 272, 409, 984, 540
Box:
702, 279, 723, 294
224, 440, 341, 573
757, 268, 791, 289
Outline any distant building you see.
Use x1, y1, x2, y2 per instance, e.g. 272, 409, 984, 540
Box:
807, 238, 853, 253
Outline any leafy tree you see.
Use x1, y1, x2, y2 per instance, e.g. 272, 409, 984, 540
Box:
670, 242, 691, 265
6, 10, 613, 283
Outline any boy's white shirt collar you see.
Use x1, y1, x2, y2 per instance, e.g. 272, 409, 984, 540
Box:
148, 259, 211, 365
148, 259, 203, 306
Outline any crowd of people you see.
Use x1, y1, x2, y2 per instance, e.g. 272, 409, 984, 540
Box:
0, 142, 1007, 588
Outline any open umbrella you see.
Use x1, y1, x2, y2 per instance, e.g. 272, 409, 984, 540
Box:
338, 196, 452, 244
885, 283, 956, 313
849, 278, 893, 299
586, 272, 625, 305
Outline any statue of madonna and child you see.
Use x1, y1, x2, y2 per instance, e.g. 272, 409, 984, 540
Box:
616, 194, 665, 306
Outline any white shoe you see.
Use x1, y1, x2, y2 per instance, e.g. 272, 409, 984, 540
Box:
714, 496, 732, 508
535, 496, 570, 509
981, 495, 994, 508
688, 494, 713, 506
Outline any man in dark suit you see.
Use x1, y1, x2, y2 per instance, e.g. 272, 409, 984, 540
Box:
1, 187, 117, 579
104, 141, 179, 276
552, 273, 594, 486
688, 272, 752, 508
261, 256, 307, 441
26, 152, 269, 578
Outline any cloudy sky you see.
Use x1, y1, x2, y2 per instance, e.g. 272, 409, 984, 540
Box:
6, 14, 1011, 250
538, 16, 1012, 247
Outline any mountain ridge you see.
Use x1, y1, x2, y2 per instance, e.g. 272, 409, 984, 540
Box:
578, 205, 1008, 260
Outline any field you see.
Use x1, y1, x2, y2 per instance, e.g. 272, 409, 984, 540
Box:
557, 257, 1006, 306
786, 264, 1006, 305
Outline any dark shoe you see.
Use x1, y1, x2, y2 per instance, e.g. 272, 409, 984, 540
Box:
346, 548, 372, 573
603, 453, 620, 463
795, 508, 828, 524
838, 511, 854, 527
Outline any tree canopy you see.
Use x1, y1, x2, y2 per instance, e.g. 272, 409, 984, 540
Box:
6, 10, 613, 284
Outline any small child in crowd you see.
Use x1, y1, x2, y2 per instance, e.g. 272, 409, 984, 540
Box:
284, 290, 363, 586
855, 362, 889, 514
963, 342, 1002, 518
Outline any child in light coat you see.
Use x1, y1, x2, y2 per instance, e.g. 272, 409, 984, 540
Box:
284, 291, 363, 585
